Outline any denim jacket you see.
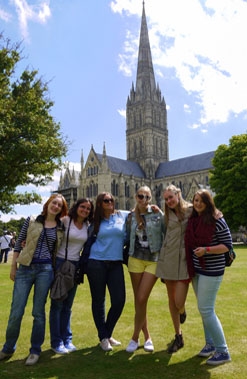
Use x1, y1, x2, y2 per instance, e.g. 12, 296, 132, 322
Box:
127, 205, 165, 255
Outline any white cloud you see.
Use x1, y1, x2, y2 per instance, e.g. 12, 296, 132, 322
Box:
184, 104, 191, 113
0, 8, 12, 21
117, 109, 126, 118
111, 0, 247, 126
10, 0, 51, 40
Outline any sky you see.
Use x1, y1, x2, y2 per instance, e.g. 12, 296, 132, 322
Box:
1, 0, 247, 222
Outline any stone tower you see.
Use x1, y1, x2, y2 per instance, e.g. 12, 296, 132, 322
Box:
126, 2, 168, 179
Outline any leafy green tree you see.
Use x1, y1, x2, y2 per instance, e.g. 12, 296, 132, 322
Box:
210, 134, 247, 230
0, 217, 26, 236
0, 35, 68, 214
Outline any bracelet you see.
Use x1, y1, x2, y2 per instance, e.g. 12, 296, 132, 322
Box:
206, 246, 210, 252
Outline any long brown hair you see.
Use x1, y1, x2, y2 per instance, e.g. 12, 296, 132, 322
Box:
93, 192, 115, 235
42, 194, 68, 221
191, 189, 219, 224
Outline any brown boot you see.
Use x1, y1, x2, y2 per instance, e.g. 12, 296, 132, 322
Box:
167, 334, 184, 354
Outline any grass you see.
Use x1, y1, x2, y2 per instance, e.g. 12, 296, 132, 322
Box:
0, 246, 246, 379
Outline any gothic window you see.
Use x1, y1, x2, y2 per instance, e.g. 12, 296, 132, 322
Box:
112, 180, 116, 196
125, 182, 130, 197
88, 184, 92, 198
87, 168, 90, 177
111, 180, 119, 196
64, 176, 70, 188
93, 183, 97, 196
140, 139, 142, 154
134, 141, 137, 156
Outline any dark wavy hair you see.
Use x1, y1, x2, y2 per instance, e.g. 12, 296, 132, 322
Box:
93, 192, 115, 235
42, 194, 68, 221
191, 189, 218, 224
68, 198, 94, 223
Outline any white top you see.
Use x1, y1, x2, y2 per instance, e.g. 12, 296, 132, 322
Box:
0, 234, 12, 249
56, 216, 88, 261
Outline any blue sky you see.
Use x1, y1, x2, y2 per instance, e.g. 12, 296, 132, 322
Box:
1, 0, 247, 221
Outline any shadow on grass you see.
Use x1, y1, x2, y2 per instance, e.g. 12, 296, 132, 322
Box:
1, 345, 212, 379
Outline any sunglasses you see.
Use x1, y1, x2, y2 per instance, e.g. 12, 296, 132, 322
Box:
137, 194, 151, 201
103, 198, 114, 204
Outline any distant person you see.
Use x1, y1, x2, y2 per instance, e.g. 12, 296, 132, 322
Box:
156, 185, 192, 353
0, 194, 68, 366
126, 186, 164, 353
0, 231, 13, 263
87, 192, 128, 351
49, 198, 94, 354
185, 189, 232, 365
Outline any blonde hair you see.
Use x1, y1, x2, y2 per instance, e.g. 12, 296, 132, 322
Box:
135, 186, 152, 229
164, 185, 190, 224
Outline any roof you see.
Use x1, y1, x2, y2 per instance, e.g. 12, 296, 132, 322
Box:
155, 151, 215, 178
96, 154, 146, 178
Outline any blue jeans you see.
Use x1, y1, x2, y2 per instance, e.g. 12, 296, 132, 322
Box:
87, 259, 126, 341
49, 257, 78, 348
192, 273, 229, 353
0, 248, 10, 263
2, 264, 54, 355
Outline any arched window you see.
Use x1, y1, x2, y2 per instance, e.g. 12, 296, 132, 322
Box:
125, 182, 130, 197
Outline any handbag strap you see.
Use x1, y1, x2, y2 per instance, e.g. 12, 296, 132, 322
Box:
64, 218, 72, 260
4, 235, 9, 244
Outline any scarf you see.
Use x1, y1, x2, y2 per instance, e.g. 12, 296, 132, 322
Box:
184, 215, 215, 278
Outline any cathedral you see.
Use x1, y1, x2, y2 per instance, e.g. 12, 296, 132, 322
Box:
57, 3, 214, 210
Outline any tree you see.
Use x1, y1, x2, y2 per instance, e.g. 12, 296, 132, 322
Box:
210, 133, 247, 231
0, 35, 68, 213
0, 217, 26, 236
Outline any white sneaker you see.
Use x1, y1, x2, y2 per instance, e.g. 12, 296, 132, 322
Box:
25, 353, 39, 366
144, 339, 154, 352
100, 338, 113, 352
109, 337, 121, 346
126, 339, 139, 353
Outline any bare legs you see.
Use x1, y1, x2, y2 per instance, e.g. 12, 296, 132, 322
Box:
130, 272, 157, 342
165, 280, 189, 335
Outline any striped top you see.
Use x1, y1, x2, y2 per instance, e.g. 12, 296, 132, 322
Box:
14, 216, 57, 264
192, 217, 232, 276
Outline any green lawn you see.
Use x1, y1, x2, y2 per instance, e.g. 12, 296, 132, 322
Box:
0, 246, 246, 379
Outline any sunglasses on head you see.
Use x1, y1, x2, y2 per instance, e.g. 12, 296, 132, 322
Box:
137, 194, 151, 201
103, 198, 114, 204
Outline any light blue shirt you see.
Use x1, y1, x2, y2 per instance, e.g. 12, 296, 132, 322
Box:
89, 211, 129, 261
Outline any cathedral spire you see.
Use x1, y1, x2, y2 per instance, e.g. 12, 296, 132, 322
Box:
135, 1, 156, 100
126, 2, 168, 175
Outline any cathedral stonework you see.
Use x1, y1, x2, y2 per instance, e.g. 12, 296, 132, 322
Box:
57, 3, 214, 209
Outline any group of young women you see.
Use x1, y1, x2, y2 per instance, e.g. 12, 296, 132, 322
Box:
0, 185, 232, 366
